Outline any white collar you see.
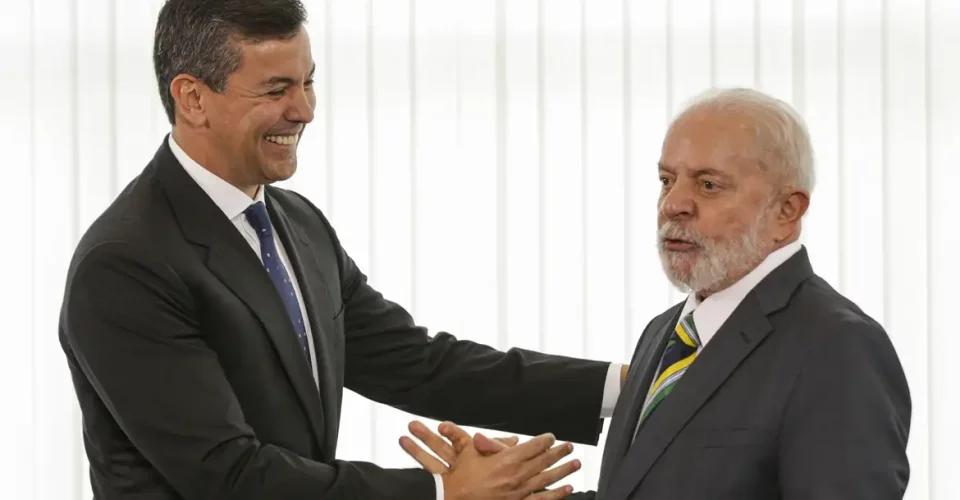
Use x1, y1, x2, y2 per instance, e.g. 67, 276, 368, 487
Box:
679, 239, 803, 346
167, 134, 264, 220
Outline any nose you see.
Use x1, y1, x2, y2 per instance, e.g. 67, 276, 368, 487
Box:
285, 85, 316, 124
659, 181, 695, 220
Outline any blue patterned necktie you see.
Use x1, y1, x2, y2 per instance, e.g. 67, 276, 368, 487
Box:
243, 201, 311, 367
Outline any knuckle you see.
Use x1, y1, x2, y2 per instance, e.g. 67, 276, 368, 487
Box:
504, 473, 524, 490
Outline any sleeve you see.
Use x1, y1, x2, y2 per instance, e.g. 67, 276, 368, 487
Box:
336, 246, 610, 445
600, 364, 626, 418
778, 315, 912, 500
434, 474, 444, 500
62, 241, 435, 500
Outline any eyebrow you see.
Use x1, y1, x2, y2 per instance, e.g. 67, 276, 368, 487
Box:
260, 62, 317, 87
658, 163, 733, 180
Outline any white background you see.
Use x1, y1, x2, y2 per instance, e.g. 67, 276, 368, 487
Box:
0, 0, 957, 498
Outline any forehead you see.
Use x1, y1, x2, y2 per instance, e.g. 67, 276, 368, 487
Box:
660, 109, 763, 176
232, 26, 313, 78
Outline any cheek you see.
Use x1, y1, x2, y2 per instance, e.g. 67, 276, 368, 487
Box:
238, 105, 281, 137
700, 209, 748, 240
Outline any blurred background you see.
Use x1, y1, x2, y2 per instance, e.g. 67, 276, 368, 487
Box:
0, 0, 957, 498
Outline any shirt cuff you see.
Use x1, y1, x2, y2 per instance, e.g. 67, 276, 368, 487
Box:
434, 473, 444, 500
600, 363, 625, 418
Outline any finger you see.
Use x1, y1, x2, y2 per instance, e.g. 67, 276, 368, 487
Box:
409, 421, 457, 465
503, 433, 556, 462
474, 433, 509, 455
518, 442, 575, 482
525, 485, 575, 500
437, 421, 473, 455
496, 436, 520, 447
398, 436, 449, 474
524, 458, 582, 494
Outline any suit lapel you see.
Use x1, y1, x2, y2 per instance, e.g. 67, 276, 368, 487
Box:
604, 249, 815, 500
266, 193, 342, 458
597, 307, 680, 494
154, 141, 328, 456
604, 300, 773, 500
204, 236, 329, 456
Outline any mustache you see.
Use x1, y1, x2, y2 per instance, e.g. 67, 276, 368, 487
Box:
658, 221, 705, 246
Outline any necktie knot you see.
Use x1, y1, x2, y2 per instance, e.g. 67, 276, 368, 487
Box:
244, 201, 273, 238
676, 312, 701, 349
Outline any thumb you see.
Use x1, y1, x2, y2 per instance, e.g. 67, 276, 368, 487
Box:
498, 436, 520, 447
474, 432, 510, 455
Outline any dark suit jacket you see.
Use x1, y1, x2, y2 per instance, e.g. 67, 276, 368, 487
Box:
59, 139, 609, 500
572, 247, 910, 500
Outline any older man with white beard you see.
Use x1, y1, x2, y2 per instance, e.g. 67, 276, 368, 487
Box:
398, 88, 911, 500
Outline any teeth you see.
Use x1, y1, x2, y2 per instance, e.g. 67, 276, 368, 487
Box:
264, 135, 298, 145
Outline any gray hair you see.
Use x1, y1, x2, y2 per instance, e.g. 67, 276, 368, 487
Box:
673, 88, 816, 193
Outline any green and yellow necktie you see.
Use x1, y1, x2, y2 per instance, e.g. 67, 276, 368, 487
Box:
638, 312, 701, 424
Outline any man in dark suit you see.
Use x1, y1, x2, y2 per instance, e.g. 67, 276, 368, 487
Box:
59, 1, 628, 499
401, 88, 912, 499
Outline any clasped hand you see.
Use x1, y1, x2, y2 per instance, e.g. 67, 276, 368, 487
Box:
399, 421, 580, 500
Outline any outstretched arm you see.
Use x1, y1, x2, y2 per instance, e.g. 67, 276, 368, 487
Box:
63, 241, 435, 500
292, 189, 616, 445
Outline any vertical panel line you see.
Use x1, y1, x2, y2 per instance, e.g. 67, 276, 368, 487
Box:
109, 0, 118, 198
754, 0, 761, 87
792, 0, 806, 116
709, 0, 717, 87
496, 0, 508, 350
536, 0, 546, 351
71, 0, 82, 295
923, 0, 934, 494
665, 1, 673, 121
836, 0, 845, 293
580, 0, 589, 360
456, 1, 463, 174
71, 1, 83, 495
365, 0, 378, 464
325, 0, 335, 217
409, 0, 419, 317
367, 0, 376, 281
664, 0, 674, 304
28, 0, 38, 495
881, 0, 891, 363
622, 0, 633, 357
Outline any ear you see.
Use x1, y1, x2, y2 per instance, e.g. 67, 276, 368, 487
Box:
773, 187, 810, 242
169, 74, 207, 127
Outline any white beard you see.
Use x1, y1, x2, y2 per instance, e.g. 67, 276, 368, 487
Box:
657, 209, 769, 295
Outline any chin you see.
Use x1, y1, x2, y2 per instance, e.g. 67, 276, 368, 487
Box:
663, 251, 696, 272
660, 254, 694, 289
264, 161, 298, 183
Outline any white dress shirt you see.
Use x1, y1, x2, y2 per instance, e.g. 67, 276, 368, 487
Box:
169, 136, 320, 383
633, 239, 802, 441
168, 135, 623, 499
676, 239, 802, 347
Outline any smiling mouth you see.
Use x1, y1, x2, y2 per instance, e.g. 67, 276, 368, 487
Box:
264, 134, 299, 146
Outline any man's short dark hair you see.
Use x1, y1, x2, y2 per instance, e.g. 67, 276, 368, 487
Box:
153, 0, 307, 125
